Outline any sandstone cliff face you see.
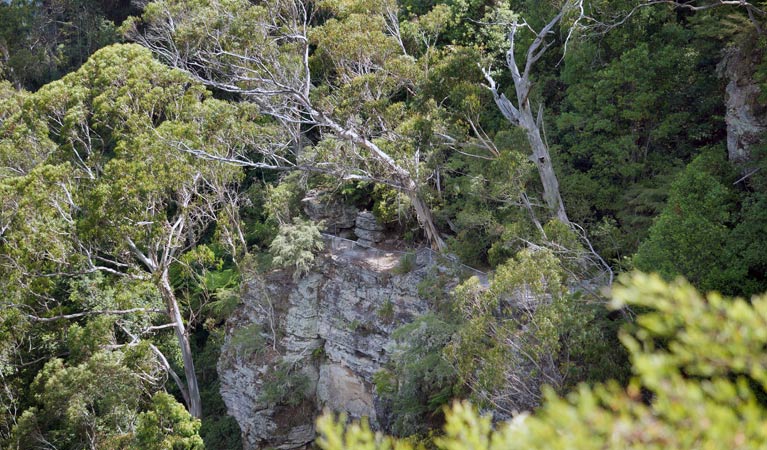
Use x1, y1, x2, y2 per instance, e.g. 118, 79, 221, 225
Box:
721, 37, 766, 167
217, 240, 455, 449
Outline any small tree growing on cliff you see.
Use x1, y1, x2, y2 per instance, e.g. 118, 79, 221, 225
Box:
269, 219, 325, 280
446, 247, 625, 415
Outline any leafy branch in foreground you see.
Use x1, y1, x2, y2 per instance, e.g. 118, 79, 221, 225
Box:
317, 272, 767, 449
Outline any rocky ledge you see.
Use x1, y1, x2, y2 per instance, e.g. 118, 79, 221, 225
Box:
217, 239, 460, 449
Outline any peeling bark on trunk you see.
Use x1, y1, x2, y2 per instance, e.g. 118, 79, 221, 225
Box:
407, 186, 447, 251
519, 109, 569, 224
160, 269, 203, 418
482, 11, 573, 226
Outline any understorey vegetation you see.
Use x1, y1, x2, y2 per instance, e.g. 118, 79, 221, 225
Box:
0, 0, 766, 448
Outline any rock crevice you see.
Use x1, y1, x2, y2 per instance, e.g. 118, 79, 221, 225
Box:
218, 241, 455, 449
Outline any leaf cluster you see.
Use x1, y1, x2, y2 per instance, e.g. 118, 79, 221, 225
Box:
317, 272, 767, 449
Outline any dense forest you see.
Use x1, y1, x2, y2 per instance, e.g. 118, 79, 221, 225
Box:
0, 0, 766, 448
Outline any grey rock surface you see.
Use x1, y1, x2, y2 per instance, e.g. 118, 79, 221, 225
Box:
302, 190, 359, 233
218, 238, 458, 449
720, 38, 767, 167
355, 211, 385, 232
354, 211, 385, 246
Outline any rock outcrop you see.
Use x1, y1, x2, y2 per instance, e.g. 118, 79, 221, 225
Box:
302, 190, 359, 237
354, 211, 385, 248
720, 38, 767, 167
218, 239, 457, 449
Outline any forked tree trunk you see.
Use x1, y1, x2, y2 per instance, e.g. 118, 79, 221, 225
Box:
159, 269, 203, 418
482, 13, 572, 226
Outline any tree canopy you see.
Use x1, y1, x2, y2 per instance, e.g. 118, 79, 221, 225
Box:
0, 0, 766, 447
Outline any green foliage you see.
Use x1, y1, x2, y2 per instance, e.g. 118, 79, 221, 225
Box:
383, 314, 459, 436
446, 249, 627, 414
556, 11, 727, 256
373, 369, 396, 396
317, 413, 416, 450
377, 299, 396, 322
317, 273, 767, 449
241, 184, 280, 250
372, 184, 414, 226
229, 323, 267, 358
756, 35, 767, 103
173, 244, 241, 324
135, 393, 204, 450
415, 268, 451, 312
0, 0, 132, 89
191, 328, 243, 449
447, 229, 494, 268
486, 222, 535, 268
724, 192, 767, 296
10, 352, 147, 449
635, 149, 767, 296
635, 151, 735, 290
259, 363, 312, 407
269, 219, 325, 280
393, 252, 417, 275
438, 144, 534, 267
265, 172, 307, 225
0, 43, 251, 276
1, 0, 765, 446
0, 42, 260, 446
312, 345, 327, 361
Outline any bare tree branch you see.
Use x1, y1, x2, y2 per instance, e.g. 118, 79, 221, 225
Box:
24, 308, 164, 323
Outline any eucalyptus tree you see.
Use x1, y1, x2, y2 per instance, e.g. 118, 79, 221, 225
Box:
0, 44, 276, 418
479, 0, 590, 225
479, 0, 766, 227
127, 0, 450, 250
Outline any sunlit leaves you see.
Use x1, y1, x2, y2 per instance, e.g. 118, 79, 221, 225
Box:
11, 352, 144, 448
0, 42, 257, 441
269, 218, 325, 279
318, 273, 767, 449
135, 392, 204, 450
